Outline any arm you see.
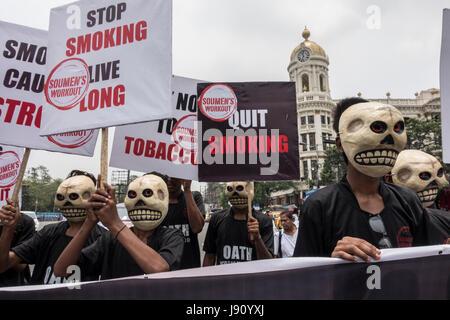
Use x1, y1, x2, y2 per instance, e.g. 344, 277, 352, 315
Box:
182, 181, 205, 234
248, 216, 272, 260
0, 199, 23, 273
202, 253, 216, 267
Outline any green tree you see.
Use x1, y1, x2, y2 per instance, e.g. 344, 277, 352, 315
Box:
320, 146, 346, 186
21, 166, 62, 212
253, 181, 297, 207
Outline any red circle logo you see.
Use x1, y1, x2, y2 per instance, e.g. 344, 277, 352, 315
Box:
47, 130, 95, 149
172, 115, 198, 152
44, 58, 90, 110
198, 84, 237, 122
0, 151, 21, 188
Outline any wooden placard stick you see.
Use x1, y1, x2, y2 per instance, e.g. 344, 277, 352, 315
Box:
11, 148, 31, 205
100, 128, 109, 190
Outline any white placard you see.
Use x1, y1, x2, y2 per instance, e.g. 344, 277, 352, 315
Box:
40, 0, 172, 136
110, 75, 200, 180
0, 144, 24, 208
0, 21, 98, 155
441, 9, 450, 163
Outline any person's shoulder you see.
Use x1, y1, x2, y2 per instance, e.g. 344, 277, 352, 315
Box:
304, 184, 341, 204
384, 182, 423, 206
156, 225, 184, 241
40, 221, 68, 234
20, 213, 35, 225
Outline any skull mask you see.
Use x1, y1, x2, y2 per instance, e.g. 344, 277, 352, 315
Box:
392, 150, 448, 208
54, 175, 95, 222
339, 102, 407, 177
225, 181, 254, 209
124, 174, 169, 231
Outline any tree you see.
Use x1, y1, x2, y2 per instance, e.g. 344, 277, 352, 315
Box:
320, 146, 347, 186
21, 166, 62, 212
253, 181, 297, 208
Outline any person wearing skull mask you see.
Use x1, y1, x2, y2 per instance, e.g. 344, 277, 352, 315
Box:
0, 170, 106, 285
294, 98, 432, 262
391, 150, 450, 244
161, 176, 205, 269
203, 181, 273, 266
54, 173, 184, 279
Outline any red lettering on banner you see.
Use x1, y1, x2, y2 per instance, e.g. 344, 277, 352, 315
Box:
79, 84, 125, 112
0, 97, 42, 128
209, 135, 289, 155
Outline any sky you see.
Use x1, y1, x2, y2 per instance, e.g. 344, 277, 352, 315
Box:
0, 0, 447, 187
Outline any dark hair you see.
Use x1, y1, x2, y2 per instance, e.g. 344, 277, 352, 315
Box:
280, 210, 294, 220
333, 97, 369, 164
66, 170, 96, 185
144, 171, 169, 185
333, 97, 369, 134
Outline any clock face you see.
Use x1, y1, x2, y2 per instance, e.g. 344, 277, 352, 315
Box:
297, 49, 310, 62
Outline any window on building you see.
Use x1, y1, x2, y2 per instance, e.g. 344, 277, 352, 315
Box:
302, 74, 309, 92
303, 160, 309, 180
308, 115, 314, 124
311, 160, 318, 184
301, 116, 306, 125
301, 134, 307, 151
327, 117, 330, 125
309, 133, 316, 150
319, 74, 326, 92
321, 115, 326, 124
322, 133, 327, 149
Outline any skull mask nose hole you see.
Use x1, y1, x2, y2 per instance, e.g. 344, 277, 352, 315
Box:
63, 201, 73, 207
380, 134, 394, 145
135, 200, 146, 207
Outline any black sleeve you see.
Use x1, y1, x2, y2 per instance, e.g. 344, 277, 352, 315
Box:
78, 234, 108, 278
192, 191, 206, 216
203, 214, 218, 254
293, 197, 327, 257
158, 228, 185, 271
11, 227, 46, 264
14, 214, 36, 246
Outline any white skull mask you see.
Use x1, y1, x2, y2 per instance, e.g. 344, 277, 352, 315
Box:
124, 174, 168, 231
225, 181, 254, 209
339, 102, 407, 177
54, 175, 95, 222
392, 150, 448, 208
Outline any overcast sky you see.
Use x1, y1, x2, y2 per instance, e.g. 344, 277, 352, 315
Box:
0, 0, 447, 184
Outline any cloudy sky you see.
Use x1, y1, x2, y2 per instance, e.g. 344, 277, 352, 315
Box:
0, 0, 447, 184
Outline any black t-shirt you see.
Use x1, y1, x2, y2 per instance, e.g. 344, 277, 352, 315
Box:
78, 225, 184, 280
425, 208, 450, 245
12, 221, 106, 284
294, 177, 430, 257
162, 191, 205, 269
203, 208, 274, 265
0, 214, 35, 287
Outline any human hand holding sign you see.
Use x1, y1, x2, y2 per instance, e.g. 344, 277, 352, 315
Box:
181, 179, 192, 192
331, 236, 381, 263
0, 199, 21, 230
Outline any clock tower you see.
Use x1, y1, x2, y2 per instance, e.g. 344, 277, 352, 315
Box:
288, 27, 336, 188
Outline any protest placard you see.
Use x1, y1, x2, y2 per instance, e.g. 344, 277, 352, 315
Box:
0, 145, 24, 208
110, 75, 200, 180
440, 9, 450, 163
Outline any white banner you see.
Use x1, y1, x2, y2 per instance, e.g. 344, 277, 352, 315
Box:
110, 75, 200, 180
40, 0, 172, 136
0, 21, 99, 155
441, 9, 450, 163
0, 144, 24, 208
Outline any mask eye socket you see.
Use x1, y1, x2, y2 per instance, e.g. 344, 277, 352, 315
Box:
69, 193, 79, 201
236, 185, 244, 192
227, 186, 233, 192
419, 172, 431, 181
370, 121, 387, 134
437, 168, 444, 178
82, 192, 91, 200
56, 194, 64, 201
128, 190, 137, 199
394, 121, 405, 134
143, 189, 153, 198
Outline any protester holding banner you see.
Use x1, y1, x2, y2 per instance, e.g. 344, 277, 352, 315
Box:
162, 177, 205, 269
0, 170, 105, 284
274, 211, 298, 258
203, 181, 273, 266
294, 98, 433, 261
391, 150, 450, 244
0, 205, 35, 286
54, 173, 184, 280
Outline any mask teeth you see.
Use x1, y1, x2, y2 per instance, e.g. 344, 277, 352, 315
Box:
229, 197, 249, 205
128, 209, 162, 221
354, 149, 398, 167
417, 187, 439, 203
60, 208, 87, 217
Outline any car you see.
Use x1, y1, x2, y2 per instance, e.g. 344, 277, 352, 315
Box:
21, 211, 40, 231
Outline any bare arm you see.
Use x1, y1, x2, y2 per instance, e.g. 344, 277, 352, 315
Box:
248, 216, 272, 260
202, 253, 216, 267
182, 181, 204, 234
0, 200, 23, 273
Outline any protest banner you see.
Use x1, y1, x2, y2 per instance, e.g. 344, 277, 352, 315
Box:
0, 145, 24, 208
0, 21, 99, 155
110, 76, 200, 180
441, 9, 450, 163
40, 0, 173, 136
197, 82, 300, 182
